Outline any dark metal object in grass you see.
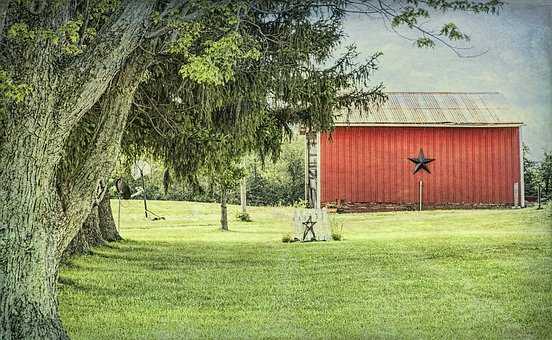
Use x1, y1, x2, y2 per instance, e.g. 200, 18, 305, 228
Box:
302, 216, 317, 241
138, 168, 165, 221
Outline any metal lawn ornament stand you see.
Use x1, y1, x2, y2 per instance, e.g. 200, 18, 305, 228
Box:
131, 160, 165, 221
115, 178, 127, 231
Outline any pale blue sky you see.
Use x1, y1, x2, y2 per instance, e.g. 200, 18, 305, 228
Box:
341, 1, 552, 158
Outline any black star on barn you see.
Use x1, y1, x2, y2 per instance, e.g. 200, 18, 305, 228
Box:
408, 148, 435, 174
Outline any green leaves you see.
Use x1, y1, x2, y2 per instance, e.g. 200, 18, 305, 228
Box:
6, 19, 85, 56
0, 69, 31, 136
168, 22, 203, 57
390, 1, 500, 51
0, 69, 31, 103
178, 31, 261, 86
440, 22, 470, 41
415, 37, 436, 48
391, 7, 430, 29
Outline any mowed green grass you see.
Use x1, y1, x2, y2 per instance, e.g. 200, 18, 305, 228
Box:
59, 200, 552, 339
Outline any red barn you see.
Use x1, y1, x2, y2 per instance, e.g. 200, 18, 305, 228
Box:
305, 92, 525, 212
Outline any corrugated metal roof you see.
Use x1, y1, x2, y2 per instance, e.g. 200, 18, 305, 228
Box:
335, 92, 523, 126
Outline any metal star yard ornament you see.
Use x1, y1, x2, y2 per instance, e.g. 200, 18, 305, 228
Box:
408, 148, 435, 174
302, 216, 317, 241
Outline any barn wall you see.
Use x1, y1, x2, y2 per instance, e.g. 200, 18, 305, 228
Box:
320, 127, 521, 208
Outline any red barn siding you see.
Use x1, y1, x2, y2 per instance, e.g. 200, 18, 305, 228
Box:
320, 127, 520, 207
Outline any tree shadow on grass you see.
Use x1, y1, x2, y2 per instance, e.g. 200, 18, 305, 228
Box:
58, 272, 119, 296
58, 238, 286, 309
70, 239, 278, 274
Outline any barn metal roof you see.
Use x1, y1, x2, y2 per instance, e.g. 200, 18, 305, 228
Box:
335, 92, 523, 127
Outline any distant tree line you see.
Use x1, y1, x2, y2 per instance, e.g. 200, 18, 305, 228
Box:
114, 135, 305, 207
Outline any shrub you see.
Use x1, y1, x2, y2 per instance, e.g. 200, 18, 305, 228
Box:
330, 216, 344, 241
292, 199, 308, 208
281, 233, 292, 243
236, 211, 252, 222
332, 230, 343, 241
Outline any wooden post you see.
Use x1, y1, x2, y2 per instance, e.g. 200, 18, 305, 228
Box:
514, 182, 519, 207
117, 195, 121, 231
141, 169, 148, 218
519, 126, 526, 208
304, 135, 309, 203
538, 185, 542, 210
316, 132, 321, 210
419, 180, 423, 211
305, 132, 319, 209
240, 178, 247, 214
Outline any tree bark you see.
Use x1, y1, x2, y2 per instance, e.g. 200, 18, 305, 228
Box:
0, 49, 72, 339
0, 140, 71, 339
220, 188, 229, 231
240, 178, 247, 214
0, 46, 152, 340
98, 194, 122, 242
0, 1, 9, 42
63, 193, 120, 258
63, 205, 104, 258
58, 52, 152, 259
0, 0, 193, 336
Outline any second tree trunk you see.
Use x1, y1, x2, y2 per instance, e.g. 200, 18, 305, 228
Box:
220, 189, 228, 231
64, 195, 122, 258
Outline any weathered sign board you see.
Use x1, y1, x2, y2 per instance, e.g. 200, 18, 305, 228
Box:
292, 208, 331, 242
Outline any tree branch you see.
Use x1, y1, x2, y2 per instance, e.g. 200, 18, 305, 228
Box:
0, 1, 9, 43
57, 0, 156, 131
55, 51, 153, 257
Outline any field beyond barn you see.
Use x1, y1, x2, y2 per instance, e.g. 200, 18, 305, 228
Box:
59, 201, 551, 339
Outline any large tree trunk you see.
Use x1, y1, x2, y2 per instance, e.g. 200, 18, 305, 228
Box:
0, 131, 72, 339
63, 206, 104, 258
0, 1, 8, 42
98, 194, 122, 242
220, 188, 229, 231
0, 41, 153, 340
63, 192, 122, 258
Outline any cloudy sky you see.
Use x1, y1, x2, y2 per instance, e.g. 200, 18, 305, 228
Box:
340, 0, 552, 158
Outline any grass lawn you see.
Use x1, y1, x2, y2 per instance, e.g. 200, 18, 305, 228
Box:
59, 200, 552, 339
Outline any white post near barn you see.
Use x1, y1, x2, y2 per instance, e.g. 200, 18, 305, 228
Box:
305, 131, 320, 209
514, 182, 519, 207
419, 180, 423, 211
240, 178, 247, 214
519, 126, 526, 208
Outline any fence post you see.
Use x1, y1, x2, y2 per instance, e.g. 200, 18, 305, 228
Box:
514, 182, 519, 207
240, 178, 247, 214
419, 180, 423, 211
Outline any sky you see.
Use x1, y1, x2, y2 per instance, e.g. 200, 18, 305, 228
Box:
340, 0, 552, 159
